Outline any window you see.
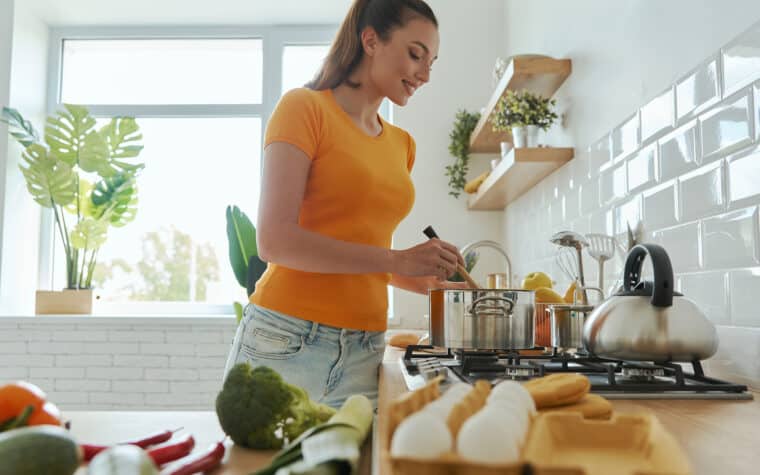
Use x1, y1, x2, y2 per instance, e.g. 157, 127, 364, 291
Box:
46, 27, 335, 315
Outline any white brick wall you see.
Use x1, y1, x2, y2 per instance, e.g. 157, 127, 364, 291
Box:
504, 19, 760, 390
0, 316, 237, 410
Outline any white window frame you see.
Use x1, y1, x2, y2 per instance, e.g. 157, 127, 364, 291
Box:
42, 25, 398, 322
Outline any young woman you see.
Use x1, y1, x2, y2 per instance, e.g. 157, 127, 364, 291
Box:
224, 0, 469, 408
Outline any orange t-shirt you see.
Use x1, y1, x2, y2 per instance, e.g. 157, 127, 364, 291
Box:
250, 88, 416, 331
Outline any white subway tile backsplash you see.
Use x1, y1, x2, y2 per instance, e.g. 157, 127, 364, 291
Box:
643, 181, 678, 231
722, 21, 760, 95
108, 330, 164, 342
579, 178, 600, 215
47, 391, 89, 404
676, 55, 721, 122
140, 343, 194, 355
165, 331, 223, 344
599, 160, 627, 205
49, 331, 107, 341
588, 209, 613, 235
727, 145, 760, 207
677, 271, 729, 325
170, 381, 223, 394
700, 90, 754, 162
614, 195, 643, 236
0, 367, 28, 380
4, 354, 54, 366
170, 356, 227, 369
28, 342, 83, 354
728, 268, 760, 326
678, 160, 725, 222
90, 392, 144, 406
195, 343, 231, 356
611, 112, 640, 160
653, 222, 701, 272
658, 120, 700, 181
627, 143, 658, 192
701, 325, 760, 390
702, 206, 760, 269
640, 87, 674, 143
587, 135, 611, 178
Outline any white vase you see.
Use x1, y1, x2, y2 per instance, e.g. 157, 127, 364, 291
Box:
511, 126, 527, 148
526, 125, 539, 147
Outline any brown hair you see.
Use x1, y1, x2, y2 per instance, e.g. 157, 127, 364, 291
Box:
305, 0, 437, 90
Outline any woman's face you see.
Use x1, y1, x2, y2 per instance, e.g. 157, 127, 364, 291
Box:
365, 17, 439, 106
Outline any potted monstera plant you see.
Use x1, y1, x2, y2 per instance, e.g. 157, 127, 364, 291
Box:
1, 104, 144, 314
225, 205, 267, 323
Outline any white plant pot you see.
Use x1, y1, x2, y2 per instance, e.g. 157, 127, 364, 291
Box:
526, 125, 540, 147
499, 141, 513, 157
511, 126, 527, 148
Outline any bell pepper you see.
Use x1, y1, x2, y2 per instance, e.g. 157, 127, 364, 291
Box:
0, 381, 62, 431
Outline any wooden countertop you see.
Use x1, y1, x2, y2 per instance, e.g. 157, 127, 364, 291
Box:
66, 346, 760, 475
375, 347, 760, 475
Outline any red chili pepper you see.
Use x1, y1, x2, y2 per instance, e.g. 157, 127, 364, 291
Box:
81, 428, 182, 461
147, 434, 195, 466
160, 440, 226, 475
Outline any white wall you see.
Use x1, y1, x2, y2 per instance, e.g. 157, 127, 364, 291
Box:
504, 0, 760, 151
393, 0, 508, 328
501, 0, 760, 388
0, 0, 49, 315
0, 0, 14, 312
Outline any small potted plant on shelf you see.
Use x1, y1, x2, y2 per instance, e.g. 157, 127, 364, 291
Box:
1, 105, 144, 314
491, 90, 558, 148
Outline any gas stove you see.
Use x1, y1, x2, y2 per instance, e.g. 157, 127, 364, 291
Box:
400, 345, 753, 400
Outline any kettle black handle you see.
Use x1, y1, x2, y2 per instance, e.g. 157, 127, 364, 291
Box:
623, 243, 674, 308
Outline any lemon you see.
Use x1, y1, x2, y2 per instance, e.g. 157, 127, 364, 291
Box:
521, 272, 553, 290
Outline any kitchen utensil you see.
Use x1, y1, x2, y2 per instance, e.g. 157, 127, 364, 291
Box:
423, 226, 479, 289
550, 231, 589, 303
582, 243, 719, 362
429, 288, 535, 349
585, 233, 617, 295
555, 247, 578, 282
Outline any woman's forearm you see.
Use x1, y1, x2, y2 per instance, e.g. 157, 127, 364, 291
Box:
389, 274, 432, 295
258, 223, 399, 275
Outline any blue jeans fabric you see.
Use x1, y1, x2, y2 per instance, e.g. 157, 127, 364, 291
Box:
223, 304, 386, 409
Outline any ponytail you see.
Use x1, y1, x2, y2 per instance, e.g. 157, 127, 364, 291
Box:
305, 0, 437, 90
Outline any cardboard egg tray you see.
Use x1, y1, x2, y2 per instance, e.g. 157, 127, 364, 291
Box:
384, 378, 692, 475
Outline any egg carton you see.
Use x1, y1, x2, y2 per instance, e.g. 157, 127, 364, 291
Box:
384, 378, 692, 475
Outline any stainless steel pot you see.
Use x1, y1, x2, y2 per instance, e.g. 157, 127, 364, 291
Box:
429, 289, 535, 350
582, 243, 719, 362
548, 304, 594, 352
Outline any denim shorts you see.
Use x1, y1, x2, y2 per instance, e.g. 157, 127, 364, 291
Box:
223, 304, 386, 409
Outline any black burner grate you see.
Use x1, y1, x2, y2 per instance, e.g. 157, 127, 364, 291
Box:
403, 345, 749, 395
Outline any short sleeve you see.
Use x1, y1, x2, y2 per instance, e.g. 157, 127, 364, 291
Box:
264, 88, 321, 159
406, 133, 416, 172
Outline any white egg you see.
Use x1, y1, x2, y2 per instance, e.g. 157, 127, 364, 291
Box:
440, 383, 471, 401
391, 411, 453, 459
479, 403, 529, 445
490, 381, 536, 415
456, 410, 521, 464
421, 398, 455, 418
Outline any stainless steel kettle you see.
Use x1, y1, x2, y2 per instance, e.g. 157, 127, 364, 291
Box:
582, 243, 719, 362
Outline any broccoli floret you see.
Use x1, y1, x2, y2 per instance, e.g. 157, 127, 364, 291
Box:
215, 362, 336, 449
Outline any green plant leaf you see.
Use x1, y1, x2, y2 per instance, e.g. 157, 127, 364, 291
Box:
70, 217, 108, 251
234, 301, 244, 324
44, 104, 98, 167
19, 144, 77, 208
226, 205, 258, 289
91, 172, 139, 227
446, 110, 480, 198
1, 107, 40, 148
98, 117, 145, 176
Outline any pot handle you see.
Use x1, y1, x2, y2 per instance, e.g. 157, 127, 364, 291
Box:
623, 243, 674, 308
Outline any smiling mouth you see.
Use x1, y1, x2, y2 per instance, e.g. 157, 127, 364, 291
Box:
402, 80, 416, 96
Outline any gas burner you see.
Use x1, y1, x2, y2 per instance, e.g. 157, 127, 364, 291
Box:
505, 365, 539, 379
622, 366, 666, 381
400, 345, 753, 400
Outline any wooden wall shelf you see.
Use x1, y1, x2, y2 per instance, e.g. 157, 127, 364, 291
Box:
468, 147, 575, 210
469, 56, 572, 154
